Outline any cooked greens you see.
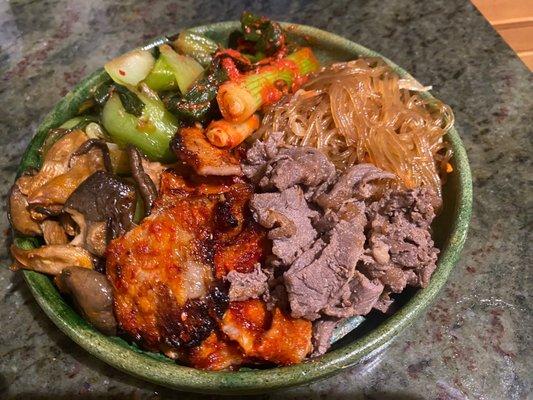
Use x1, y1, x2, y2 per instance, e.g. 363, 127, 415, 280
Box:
143, 57, 179, 91
104, 49, 155, 87
173, 30, 219, 67
102, 91, 178, 161
241, 11, 286, 56
162, 59, 228, 123
114, 84, 145, 117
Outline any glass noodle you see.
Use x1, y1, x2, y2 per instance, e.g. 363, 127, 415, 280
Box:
256, 58, 454, 199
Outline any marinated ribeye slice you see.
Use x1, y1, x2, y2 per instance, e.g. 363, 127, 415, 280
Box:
250, 187, 319, 266
316, 163, 396, 210
242, 132, 335, 197
362, 187, 439, 291
284, 204, 366, 320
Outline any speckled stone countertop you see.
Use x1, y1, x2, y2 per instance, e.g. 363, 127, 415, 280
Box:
0, 0, 531, 399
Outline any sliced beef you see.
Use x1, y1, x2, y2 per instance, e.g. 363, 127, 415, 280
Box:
263, 282, 289, 311
250, 187, 319, 266
259, 265, 290, 311
316, 163, 396, 210
370, 187, 438, 228
362, 187, 439, 293
283, 240, 325, 320
242, 132, 284, 183
242, 133, 335, 197
226, 264, 268, 301
311, 318, 338, 357
323, 271, 384, 318
348, 272, 384, 315
314, 200, 367, 233
242, 134, 442, 358
381, 266, 416, 293
284, 206, 366, 320
258, 147, 335, 194
373, 291, 395, 313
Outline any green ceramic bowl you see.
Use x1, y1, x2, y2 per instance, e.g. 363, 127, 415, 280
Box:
14, 21, 472, 395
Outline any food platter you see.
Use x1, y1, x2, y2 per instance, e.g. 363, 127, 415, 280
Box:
13, 21, 472, 394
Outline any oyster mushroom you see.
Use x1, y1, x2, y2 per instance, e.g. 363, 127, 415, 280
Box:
8, 184, 41, 236
69, 139, 113, 172
40, 220, 68, 245
58, 266, 117, 335
27, 148, 105, 212
127, 145, 158, 216
59, 213, 78, 237
18, 131, 109, 216
140, 157, 166, 191
17, 130, 89, 197
63, 171, 136, 256
10, 244, 94, 275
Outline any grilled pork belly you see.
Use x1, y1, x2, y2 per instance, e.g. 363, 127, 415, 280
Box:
106, 171, 265, 355
171, 126, 243, 176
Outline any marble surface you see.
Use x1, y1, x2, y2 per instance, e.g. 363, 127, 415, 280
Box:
0, 0, 531, 399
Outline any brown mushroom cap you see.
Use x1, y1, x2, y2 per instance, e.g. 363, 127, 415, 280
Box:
69, 139, 113, 172
8, 184, 42, 236
127, 145, 158, 216
17, 130, 89, 198
10, 244, 94, 275
62, 171, 136, 256
58, 266, 117, 335
40, 219, 68, 245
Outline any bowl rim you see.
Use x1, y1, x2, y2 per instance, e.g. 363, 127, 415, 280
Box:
17, 21, 473, 394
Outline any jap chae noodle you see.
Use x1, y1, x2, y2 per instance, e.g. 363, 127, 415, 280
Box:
257, 58, 454, 198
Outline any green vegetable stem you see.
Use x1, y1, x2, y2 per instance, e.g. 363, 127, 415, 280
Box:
162, 60, 228, 123
217, 47, 320, 122
173, 31, 218, 67
102, 90, 178, 162
143, 57, 179, 92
